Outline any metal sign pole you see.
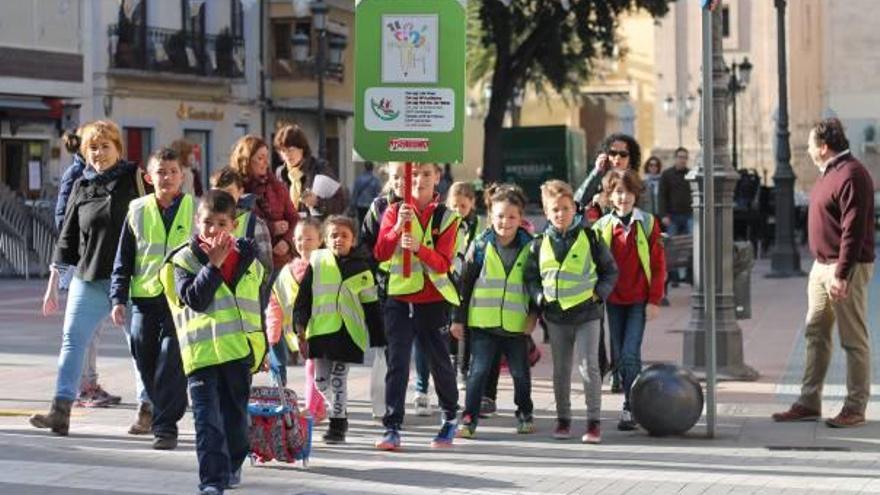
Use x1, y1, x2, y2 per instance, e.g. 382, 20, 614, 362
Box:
701, 5, 717, 439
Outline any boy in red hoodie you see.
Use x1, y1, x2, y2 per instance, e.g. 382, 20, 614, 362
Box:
593, 169, 666, 431
373, 163, 460, 450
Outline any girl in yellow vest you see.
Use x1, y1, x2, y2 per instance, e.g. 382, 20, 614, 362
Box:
210, 167, 274, 275
109, 148, 193, 450
163, 190, 267, 494
524, 180, 619, 444
265, 217, 329, 424
451, 184, 538, 438
293, 216, 384, 444
593, 169, 666, 431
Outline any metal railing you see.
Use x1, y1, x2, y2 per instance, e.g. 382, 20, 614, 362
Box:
0, 185, 58, 278
108, 23, 245, 78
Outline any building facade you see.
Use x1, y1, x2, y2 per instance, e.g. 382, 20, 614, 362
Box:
0, 0, 85, 199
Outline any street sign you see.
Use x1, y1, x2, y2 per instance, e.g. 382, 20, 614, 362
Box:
354, 0, 466, 163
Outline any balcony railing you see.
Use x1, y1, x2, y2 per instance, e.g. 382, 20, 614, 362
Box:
108, 24, 244, 78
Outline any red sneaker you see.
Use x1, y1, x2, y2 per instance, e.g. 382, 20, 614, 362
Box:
582, 420, 601, 444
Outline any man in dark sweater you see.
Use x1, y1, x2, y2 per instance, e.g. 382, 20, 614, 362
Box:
658, 147, 692, 286
773, 118, 875, 428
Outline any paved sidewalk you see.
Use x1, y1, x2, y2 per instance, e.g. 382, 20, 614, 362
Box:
1, 254, 879, 494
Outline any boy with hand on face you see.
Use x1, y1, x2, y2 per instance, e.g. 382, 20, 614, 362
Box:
110, 148, 193, 450
161, 190, 267, 494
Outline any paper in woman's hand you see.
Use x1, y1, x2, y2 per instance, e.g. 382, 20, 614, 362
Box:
312, 174, 341, 199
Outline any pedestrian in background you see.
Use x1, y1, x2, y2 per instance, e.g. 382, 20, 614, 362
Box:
773, 118, 875, 428
31, 120, 146, 436
274, 124, 347, 218
657, 146, 692, 287
642, 156, 663, 215
351, 161, 382, 227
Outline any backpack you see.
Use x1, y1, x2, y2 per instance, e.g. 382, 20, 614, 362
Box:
248, 385, 312, 466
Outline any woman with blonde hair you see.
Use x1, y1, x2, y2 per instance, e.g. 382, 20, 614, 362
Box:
31, 120, 147, 436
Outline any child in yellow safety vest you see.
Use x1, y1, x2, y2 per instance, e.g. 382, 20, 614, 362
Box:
593, 169, 666, 432
265, 217, 328, 423
109, 147, 193, 450
451, 184, 538, 439
162, 189, 268, 494
293, 215, 384, 444
523, 180, 619, 445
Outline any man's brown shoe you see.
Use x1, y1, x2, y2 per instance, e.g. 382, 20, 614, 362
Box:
771, 404, 820, 422
825, 408, 866, 428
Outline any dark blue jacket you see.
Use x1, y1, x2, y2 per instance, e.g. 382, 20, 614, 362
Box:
173, 237, 260, 313
110, 194, 186, 307
54, 153, 87, 231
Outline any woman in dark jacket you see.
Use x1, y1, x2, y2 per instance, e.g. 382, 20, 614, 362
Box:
231, 135, 298, 269
574, 133, 646, 222
273, 124, 347, 217
31, 120, 145, 436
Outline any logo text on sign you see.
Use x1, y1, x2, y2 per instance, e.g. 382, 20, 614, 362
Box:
389, 138, 430, 152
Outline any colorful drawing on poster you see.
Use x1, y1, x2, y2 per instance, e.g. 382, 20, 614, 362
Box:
382, 14, 438, 83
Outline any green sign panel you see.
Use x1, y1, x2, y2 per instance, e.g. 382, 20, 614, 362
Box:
354, 0, 466, 163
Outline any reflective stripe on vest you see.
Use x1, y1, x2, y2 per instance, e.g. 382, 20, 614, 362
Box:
538, 230, 597, 310
452, 215, 485, 276
234, 210, 254, 239
129, 194, 194, 298
595, 212, 654, 283
160, 247, 266, 376
467, 241, 531, 333
305, 249, 377, 352
272, 266, 300, 352
387, 207, 460, 305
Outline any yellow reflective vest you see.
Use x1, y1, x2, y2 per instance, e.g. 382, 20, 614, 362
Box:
129, 194, 194, 298
538, 230, 598, 310
271, 265, 300, 352
160, 246, 266, 376
306, 249, 379, 352
386, 206, 460, 305
593, 211, 655, 283
467, 240, 531, 333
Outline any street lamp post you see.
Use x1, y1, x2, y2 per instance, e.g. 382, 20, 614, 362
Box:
664, 93, 696, 148
291, 0, 347, 161
727, 57, 752, 170
768, 0, 804, 278
683, 6, 758, 381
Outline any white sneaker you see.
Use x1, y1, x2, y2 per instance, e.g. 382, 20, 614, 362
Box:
414, 392, 430, 416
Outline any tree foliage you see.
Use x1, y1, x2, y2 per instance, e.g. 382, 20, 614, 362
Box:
473, 0, 674, 181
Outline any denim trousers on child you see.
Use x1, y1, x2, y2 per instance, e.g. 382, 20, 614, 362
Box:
605, 303, 647, 411
383, 299, 459, 430
188, 358, 251, 492
464, 331, 533, 424
545, 319, 602, 422
129, 302, 188, 437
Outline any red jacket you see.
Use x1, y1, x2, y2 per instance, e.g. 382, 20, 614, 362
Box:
606, 211, 666, 306
374, 198, 459, 304
244, 173, 298, 268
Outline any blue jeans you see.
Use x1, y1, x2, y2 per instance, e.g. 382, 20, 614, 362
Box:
55, 277, 113, 401
267, 338, 288, 387
413, 339, 431, 394
606, 303, 647, 411
464, 331, 532, 425
188, 358, 251, 492
666, 213, 693, 235
129, 303, 188, 437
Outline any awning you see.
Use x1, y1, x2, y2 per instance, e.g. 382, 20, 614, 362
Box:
0, 98, 51, 112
